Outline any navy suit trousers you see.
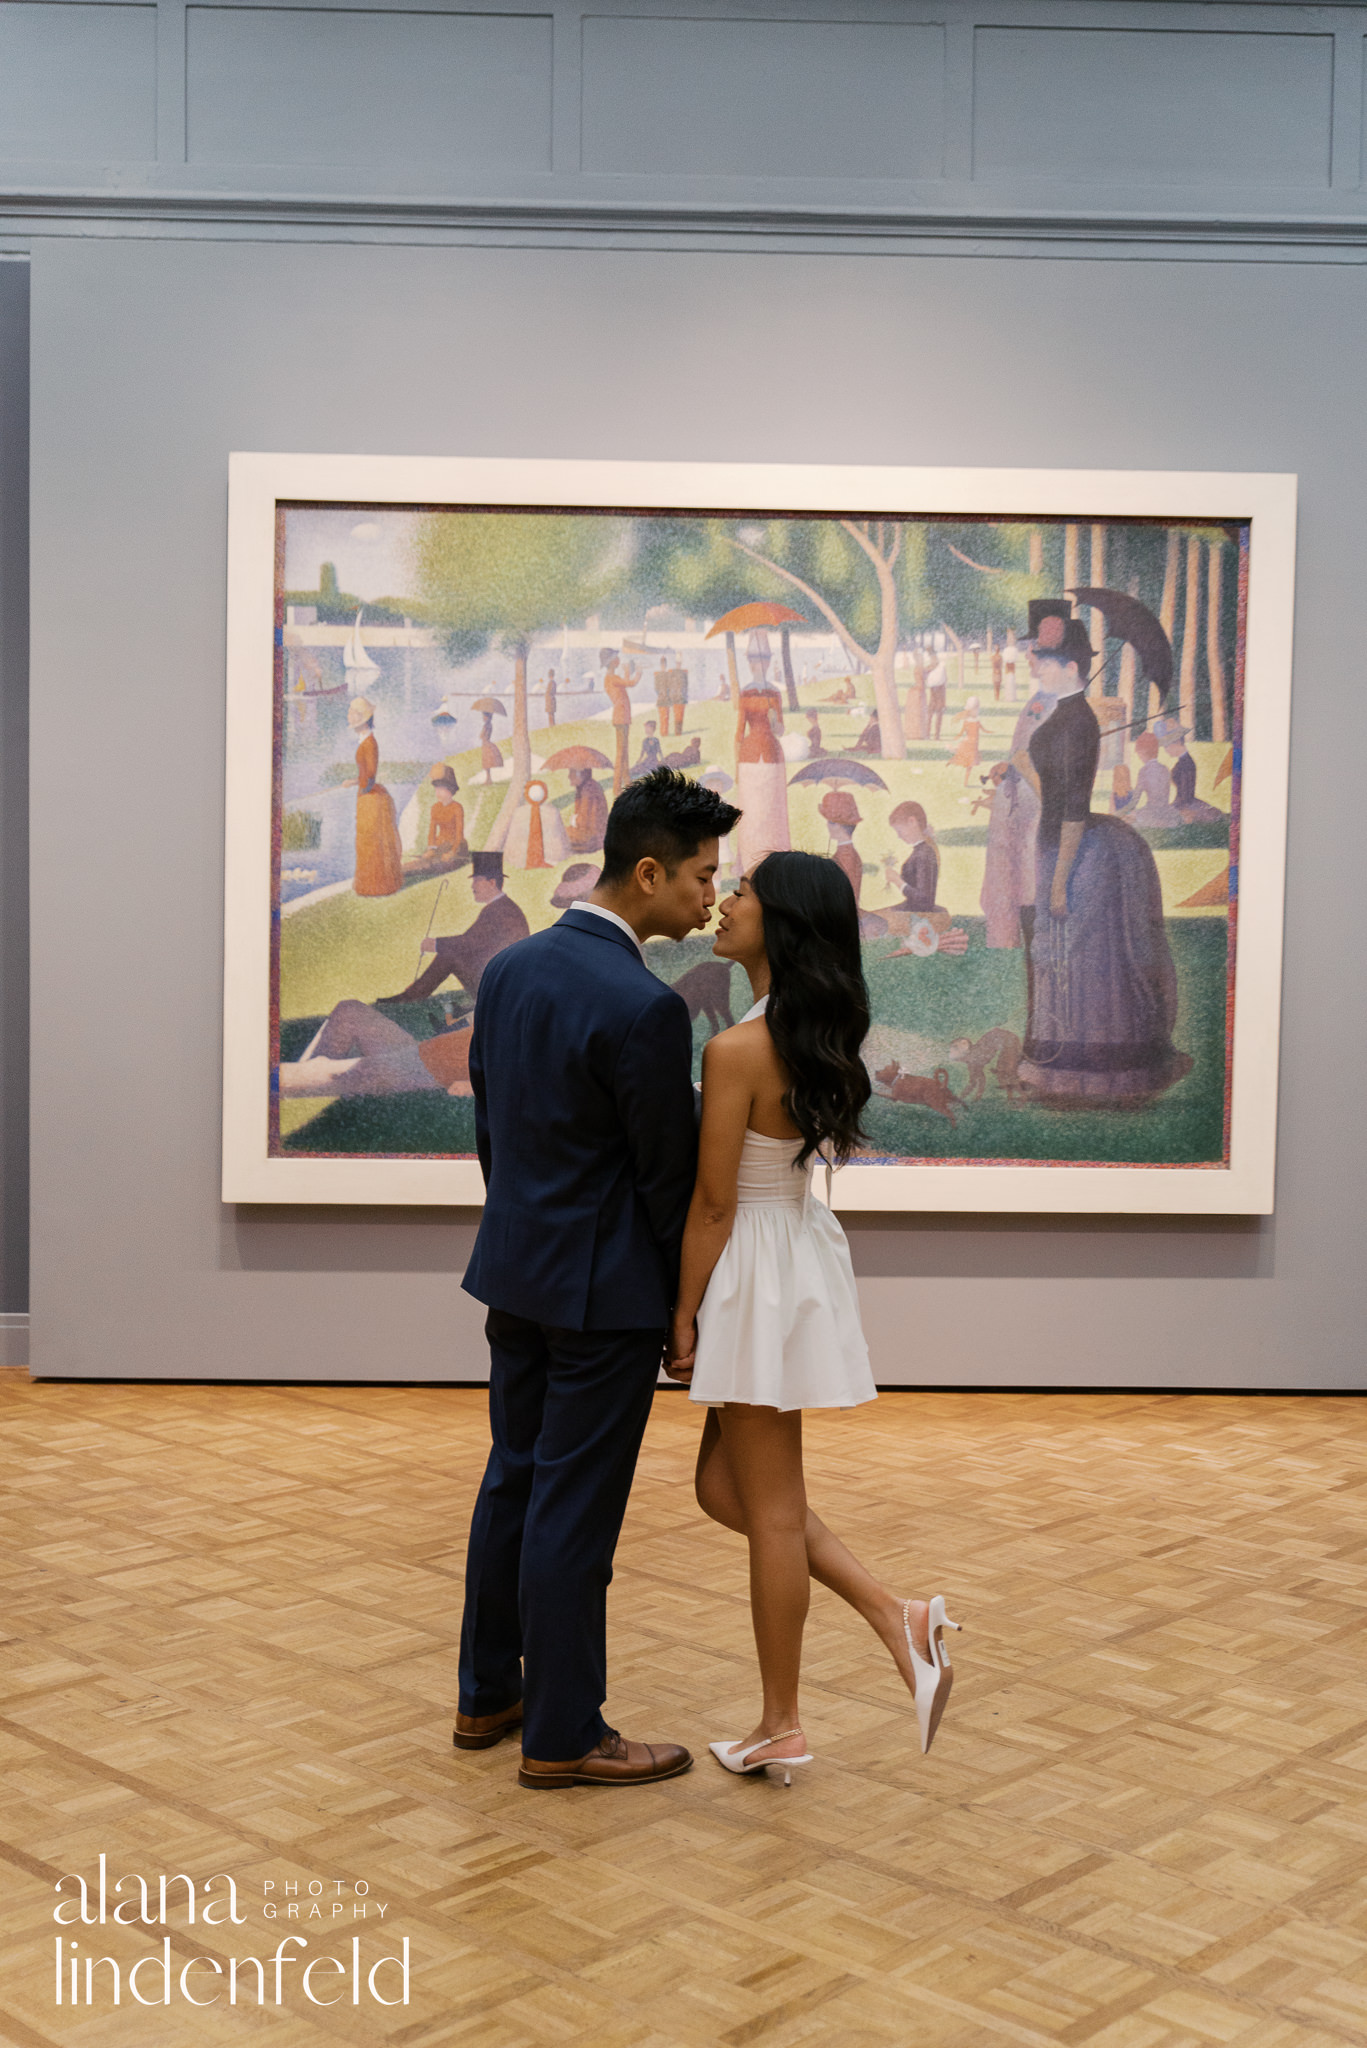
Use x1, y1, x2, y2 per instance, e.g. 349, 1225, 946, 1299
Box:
458, 1309, 664, 1761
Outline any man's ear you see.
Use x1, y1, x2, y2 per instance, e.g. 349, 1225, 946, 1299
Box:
634, 857, 660, 896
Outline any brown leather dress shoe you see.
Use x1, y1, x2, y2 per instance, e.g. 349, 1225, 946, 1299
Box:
518, 1728, 692, 1789
453, 1700, 523, 1751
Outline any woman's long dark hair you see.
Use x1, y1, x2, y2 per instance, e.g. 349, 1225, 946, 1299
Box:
750, 851, 871, 1166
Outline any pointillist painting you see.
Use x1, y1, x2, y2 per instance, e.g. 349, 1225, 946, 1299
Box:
223, 458, 1294, 1210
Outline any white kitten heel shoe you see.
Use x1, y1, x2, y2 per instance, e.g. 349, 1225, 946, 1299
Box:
709, 1731, 813, 1787
903, 1595, 963, 1755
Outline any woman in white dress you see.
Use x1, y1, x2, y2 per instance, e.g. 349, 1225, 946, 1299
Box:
665, 851, 961, 1780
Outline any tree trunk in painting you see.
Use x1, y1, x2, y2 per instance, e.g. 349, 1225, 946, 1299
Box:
1122, 575, 1142, 729
942, 621, 964, 691
1156, 530, 1181, 726
1064, 524, 1079, 602
1159, 529, 1180, 642
1205, 540, 1229, 745
1029, 526, 1044, 576
484, 641, 531, 851
869, 641, 906, 756
724, 631, 741, 710
1087, 523, 1106, 699
857, 525, 907, 759
1118, 638, 1139, 737
1179, 532, 1202, 735
779, 625, 799, 712
904, 655, 927, 742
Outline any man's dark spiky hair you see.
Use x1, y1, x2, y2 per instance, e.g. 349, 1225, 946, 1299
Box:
599, 769, 742, 886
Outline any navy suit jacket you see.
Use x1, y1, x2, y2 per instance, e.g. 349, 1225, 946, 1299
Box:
462, 908, 698, 1332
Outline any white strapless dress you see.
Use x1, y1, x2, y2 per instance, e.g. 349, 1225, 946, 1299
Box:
688, 1129, 877, 1413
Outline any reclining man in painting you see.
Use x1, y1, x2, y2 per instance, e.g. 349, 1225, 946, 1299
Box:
278, 1002, 474, 1098
380, 851, 529, 1008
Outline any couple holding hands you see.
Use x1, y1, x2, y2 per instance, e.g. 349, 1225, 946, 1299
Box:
454, 771, 960, 1788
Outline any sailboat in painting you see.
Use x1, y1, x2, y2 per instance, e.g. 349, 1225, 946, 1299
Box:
342, 609, 380, 674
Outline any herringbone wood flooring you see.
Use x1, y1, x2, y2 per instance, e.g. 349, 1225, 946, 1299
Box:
2, 1372, 1367, 2046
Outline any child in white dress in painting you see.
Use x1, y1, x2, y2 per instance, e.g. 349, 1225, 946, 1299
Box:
665, 851, 961, 1780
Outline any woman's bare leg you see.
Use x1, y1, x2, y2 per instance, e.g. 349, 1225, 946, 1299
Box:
696, 1411, 931, 1683
713, 1405, 810, 1761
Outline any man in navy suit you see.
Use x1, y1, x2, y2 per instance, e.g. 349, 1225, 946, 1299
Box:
456, 770, 742, 1787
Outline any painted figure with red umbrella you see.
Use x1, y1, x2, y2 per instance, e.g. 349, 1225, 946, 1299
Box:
544, 743, 611, 854
789, 756, 896, 941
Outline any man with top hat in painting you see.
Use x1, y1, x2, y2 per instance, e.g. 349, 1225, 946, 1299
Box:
381, 850, 530, 1006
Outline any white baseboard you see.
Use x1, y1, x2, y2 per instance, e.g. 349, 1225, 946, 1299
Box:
0, 1312, 29, 1367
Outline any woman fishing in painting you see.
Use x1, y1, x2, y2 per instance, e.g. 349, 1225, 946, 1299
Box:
347, 695, 403, 898
1013, 611, 1188, 1103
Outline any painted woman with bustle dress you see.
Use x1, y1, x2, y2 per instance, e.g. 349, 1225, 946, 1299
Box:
1013, 623, 1187, 1101
347, 695, 403, 897
665, 852, 961, 1781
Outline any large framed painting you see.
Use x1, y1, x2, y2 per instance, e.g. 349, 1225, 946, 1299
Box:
222, 455, 1294, 1213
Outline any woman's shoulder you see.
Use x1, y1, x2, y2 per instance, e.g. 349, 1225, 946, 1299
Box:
704, 1014, 772, 1066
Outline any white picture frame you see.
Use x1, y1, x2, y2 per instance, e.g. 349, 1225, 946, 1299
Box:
223, 453, 1295, 1213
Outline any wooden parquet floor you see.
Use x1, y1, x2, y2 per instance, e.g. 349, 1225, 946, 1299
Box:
2, 1374, 1367, 2047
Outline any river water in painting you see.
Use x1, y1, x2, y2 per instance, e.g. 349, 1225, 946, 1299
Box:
279, 641, 635, 903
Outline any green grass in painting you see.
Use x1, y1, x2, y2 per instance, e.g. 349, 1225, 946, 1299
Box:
282, 922, 1227, 1165
284, 1091, 479, 1156
278, 666, 1232, 1166
859, 918, 1226, 1164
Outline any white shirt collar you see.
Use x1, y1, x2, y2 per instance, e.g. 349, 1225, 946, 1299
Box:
577, 901, 647, 963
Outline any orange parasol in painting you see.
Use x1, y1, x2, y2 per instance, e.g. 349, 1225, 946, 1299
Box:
542, 745, 612, 772
706, 602, 808, 638
707, 601, 809, 711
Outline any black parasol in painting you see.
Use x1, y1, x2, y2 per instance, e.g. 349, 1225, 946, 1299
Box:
1066, 588, 1174, 694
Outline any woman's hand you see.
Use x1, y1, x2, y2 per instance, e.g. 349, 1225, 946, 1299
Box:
663, 1317, 697, 1385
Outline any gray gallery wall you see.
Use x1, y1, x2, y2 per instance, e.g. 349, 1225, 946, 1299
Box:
9, 0, 1367, 1386
27, 235, 1367, 1387
0, 261, 28, 1353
